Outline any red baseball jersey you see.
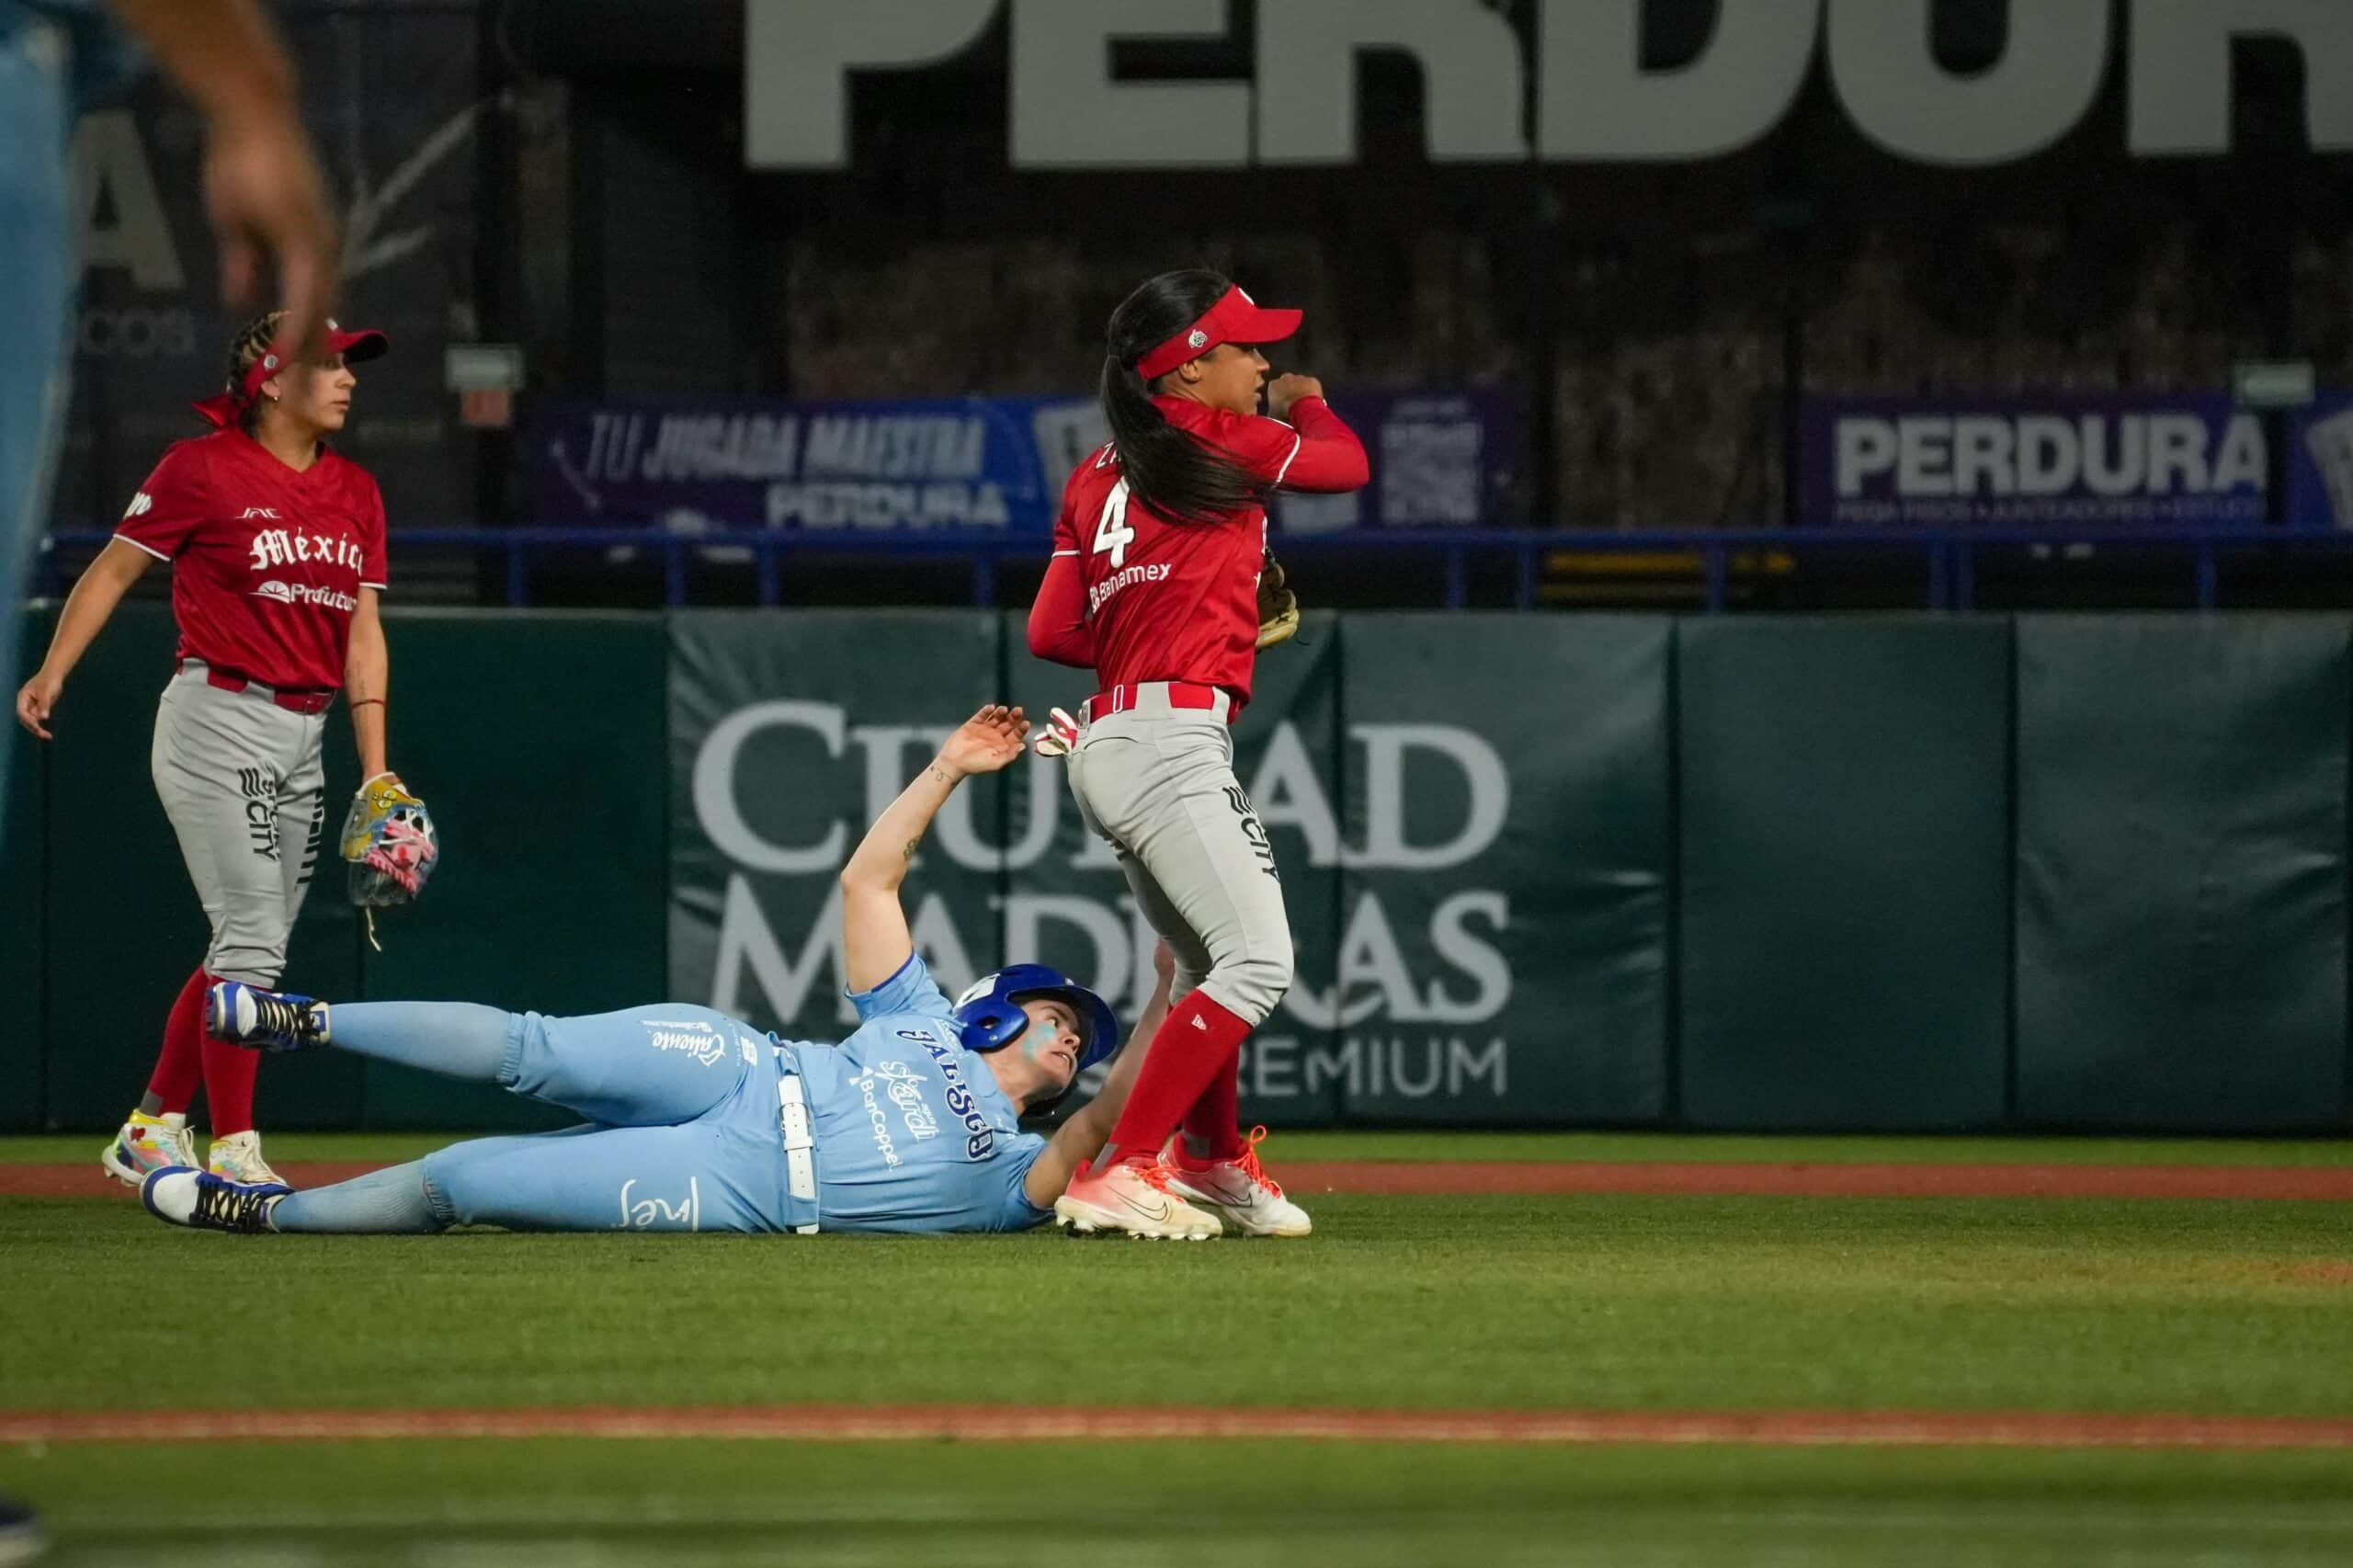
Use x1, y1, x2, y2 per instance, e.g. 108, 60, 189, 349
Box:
112, 429, 388, 691
1029, 394, 1367, 713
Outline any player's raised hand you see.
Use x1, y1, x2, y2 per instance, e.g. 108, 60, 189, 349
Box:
937, 704, 1030, 777
14, 670, 63, 741
1266, 373, 1324, 421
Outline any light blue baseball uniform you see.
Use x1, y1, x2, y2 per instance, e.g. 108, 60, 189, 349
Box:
270, 953, 1053, 1237
790, 952, 1052, 1234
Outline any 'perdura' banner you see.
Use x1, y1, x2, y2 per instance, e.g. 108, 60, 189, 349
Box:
1802, 397, 2270, 528
529, 392, 1521, 535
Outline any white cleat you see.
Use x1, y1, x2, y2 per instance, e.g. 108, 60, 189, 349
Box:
205, 1130, 288, 1188
99, 1110, 200, 1190
1054, 1156, 1222, 1241
1158, 1128, 1313, 1238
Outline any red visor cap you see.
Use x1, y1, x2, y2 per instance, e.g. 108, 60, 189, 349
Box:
192, 322, 390, 428
328, 324, 391, 364
1133, 285, 1303, 381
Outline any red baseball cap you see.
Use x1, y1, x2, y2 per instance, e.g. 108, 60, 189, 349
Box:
193, 319, 390, 428
1134, 285, 1303, 381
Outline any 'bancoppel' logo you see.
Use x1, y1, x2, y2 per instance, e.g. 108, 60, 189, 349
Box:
123, 492, 153, 519
251, 581, 358, 612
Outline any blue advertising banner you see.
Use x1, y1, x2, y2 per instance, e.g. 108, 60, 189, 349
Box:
1802, 397, 2269, 528
2294, 393, 2353, 529
1275, 390, 1523, 534
529, 396, 1100, 533
529, 391, 1521, 534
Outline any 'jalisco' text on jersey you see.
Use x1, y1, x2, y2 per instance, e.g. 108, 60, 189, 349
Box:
1029, 394, 1368, 713
112, 429, 388, 691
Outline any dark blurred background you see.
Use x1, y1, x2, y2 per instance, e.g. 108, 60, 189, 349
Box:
40, 0, 2353, 608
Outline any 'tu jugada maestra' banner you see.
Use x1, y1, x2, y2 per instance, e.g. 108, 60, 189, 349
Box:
665, 611, 1665, 1126
529, 392, 1521, 536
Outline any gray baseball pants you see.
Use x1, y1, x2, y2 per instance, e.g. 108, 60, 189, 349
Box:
152, 663, 328, 985
1064, 688, 1293, 1025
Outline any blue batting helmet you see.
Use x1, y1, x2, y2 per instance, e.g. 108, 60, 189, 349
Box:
951, 964, 1120, 1071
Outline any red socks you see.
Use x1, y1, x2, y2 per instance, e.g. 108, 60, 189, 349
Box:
146, 964, 259, 1135
201, 1027, 259, 1137
144, 967, 210, 1115
1178, 1055, 1247, 1163
1102, 992, 1253, 1166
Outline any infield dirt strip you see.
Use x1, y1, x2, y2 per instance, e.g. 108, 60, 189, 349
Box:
5, 1406, 2353, 1449
6, 1159, 2353, 1200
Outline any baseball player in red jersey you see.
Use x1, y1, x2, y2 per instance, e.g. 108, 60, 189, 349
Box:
14, 309, 422, 1190
1027, 269, 1369, 1239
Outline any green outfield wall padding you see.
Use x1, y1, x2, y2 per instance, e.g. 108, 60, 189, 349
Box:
358, 612, 670, 1131
31, 603, 367, 1132
1677, 619, 2012, 1131
669, 611, 1006, 1051
26, 608, 2353, 1135
40, 605, 224, 1131
2, 607, 53, 1129
2015, 617, 2351, 1131
1336, 615, 1670, 1125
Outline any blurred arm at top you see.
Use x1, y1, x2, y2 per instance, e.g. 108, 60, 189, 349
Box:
108, 0, 339, 356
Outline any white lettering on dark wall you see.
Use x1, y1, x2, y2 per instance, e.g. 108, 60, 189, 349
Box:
692, 699, 1522, 1105
745, 0, 2353, 169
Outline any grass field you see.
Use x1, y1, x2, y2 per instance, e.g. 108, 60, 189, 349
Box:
4, 1131, 2350, 1564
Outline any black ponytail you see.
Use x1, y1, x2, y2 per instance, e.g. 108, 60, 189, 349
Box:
1099, 269, 1273, 528
224, 309, 288, 435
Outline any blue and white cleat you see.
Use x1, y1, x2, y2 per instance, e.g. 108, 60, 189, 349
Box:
140, 1166, 290, 1234
205, 982, 330, 1052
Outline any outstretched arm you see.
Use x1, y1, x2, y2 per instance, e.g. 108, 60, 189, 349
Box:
1023, 942, 1176, 1208
838, 704, 1029, 993
15, 540, 153, 739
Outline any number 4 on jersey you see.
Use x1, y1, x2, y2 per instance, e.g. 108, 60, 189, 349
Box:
1092, 479, 1135, 569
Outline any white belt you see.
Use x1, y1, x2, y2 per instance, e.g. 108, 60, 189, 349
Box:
778, 1073, 819, 1235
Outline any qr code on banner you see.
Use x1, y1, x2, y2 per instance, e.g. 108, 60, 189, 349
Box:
1380, 415, 1483, 525
2306, 409, 2353, 529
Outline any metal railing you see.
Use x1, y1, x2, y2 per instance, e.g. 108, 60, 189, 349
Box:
41, 525, 2353, 612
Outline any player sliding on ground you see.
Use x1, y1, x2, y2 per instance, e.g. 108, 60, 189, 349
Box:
137, 705, 1256, 1239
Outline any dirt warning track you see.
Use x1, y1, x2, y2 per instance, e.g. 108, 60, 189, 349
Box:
7, 1160, 2352, 1201
5, 1404, 2352, 1449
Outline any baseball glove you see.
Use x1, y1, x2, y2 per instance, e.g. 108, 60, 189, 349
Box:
1256, 548, 1301, 651
340, 772, 438, 947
